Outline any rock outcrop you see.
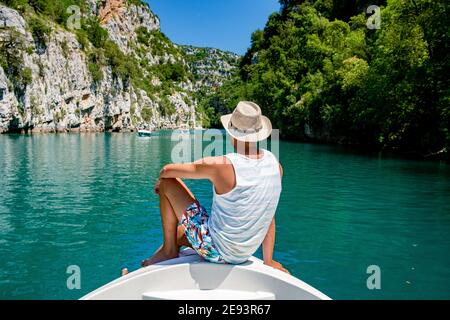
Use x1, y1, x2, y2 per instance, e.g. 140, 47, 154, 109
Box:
183, 45, 240, 89
0, 0, 239, 134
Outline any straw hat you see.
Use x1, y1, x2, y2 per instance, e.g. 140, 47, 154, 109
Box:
220, 101, 272, 142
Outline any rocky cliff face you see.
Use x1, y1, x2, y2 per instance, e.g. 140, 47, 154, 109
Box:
0, 0, 239, 133
183, 45, 240, 90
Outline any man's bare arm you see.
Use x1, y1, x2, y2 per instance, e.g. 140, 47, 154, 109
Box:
159, 157, 224, 180
262, 217, 276, 263
261, 163, 289, 273
262, 218, 289, 273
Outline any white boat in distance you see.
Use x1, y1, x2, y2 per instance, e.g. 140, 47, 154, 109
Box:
137, 129, 153, 137
81, 249, 331, 300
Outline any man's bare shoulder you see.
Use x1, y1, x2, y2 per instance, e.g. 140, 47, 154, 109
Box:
202, 156, 235, 193
198, 156, 232, 166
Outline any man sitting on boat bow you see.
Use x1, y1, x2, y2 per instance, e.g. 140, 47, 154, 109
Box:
124, 101, 288, 275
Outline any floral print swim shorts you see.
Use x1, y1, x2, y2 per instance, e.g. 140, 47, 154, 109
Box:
181, 200, 226, 264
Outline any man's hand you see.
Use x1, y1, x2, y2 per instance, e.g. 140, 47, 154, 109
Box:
264, 260, 290, 274
154, 178, 161, 194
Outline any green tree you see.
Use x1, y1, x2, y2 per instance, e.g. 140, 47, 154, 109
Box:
210, 0, 449, 158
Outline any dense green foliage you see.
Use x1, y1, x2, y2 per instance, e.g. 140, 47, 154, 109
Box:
158, 95, 176, 116
0, 30, 31, 106
87, 52, 103, 83
3, 0, 86, 25
149, 30, 182, 58
133, 26, 189, 116
136, 26, 151, 46
150, 63, 187, 82
140, 107, 153, 122
127, 0, 148, 7
206, 0, 449, 157
80, 17, 108, 49
28, 15, 51, 47
197, 76, 246, 128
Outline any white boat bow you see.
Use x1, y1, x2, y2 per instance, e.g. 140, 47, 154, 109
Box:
81, 249, 331, 300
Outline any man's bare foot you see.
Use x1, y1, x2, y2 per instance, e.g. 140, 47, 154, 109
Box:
141, 247, 179, 267
121, 268, 129, 276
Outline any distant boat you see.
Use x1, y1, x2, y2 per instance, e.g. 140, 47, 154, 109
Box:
137, 130, 153, 137
81, 248, 331, 300
177, 124, 190, 134
176, 129, 190, 135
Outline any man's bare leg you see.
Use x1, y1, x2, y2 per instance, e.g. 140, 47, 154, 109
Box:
177, 225, 191, 249
141, 192, 179, 266
142, 178, 196, 266
138, 226, 191, 269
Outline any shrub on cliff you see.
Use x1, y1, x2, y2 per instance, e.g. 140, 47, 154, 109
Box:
0, 29, 31, 102
127, 0, 147, 7
159, 95, 175, 116
87, 53, 103, 83
81, 17, 108, 49
5, 0, 87, 26
151, 63, 187, 83
28, 15, 51, 47
141, 107, 152, 122
2, 0, 28, 13
103, 40, 139, 83
136, 26, 151, 46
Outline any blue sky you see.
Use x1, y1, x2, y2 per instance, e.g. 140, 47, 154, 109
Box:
145, 0, 280, 55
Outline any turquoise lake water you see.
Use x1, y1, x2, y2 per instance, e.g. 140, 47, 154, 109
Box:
0, 132, 449, 299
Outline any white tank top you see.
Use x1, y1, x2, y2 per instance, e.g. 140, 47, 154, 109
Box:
209, 149, 282, 264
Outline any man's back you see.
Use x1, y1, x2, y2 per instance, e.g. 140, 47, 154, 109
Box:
208, 149, 282, 264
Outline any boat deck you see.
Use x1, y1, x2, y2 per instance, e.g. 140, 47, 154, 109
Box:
81, 249, 331, 300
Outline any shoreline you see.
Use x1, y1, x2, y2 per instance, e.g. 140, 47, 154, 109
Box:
1, 129, 448, 163
0, 127, 200, 134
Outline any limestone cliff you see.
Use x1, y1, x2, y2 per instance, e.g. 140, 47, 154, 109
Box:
183, 45, 240, 90
0, 0, 239, 133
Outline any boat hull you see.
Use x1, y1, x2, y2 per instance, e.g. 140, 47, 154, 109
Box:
81, 250, 331, 300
